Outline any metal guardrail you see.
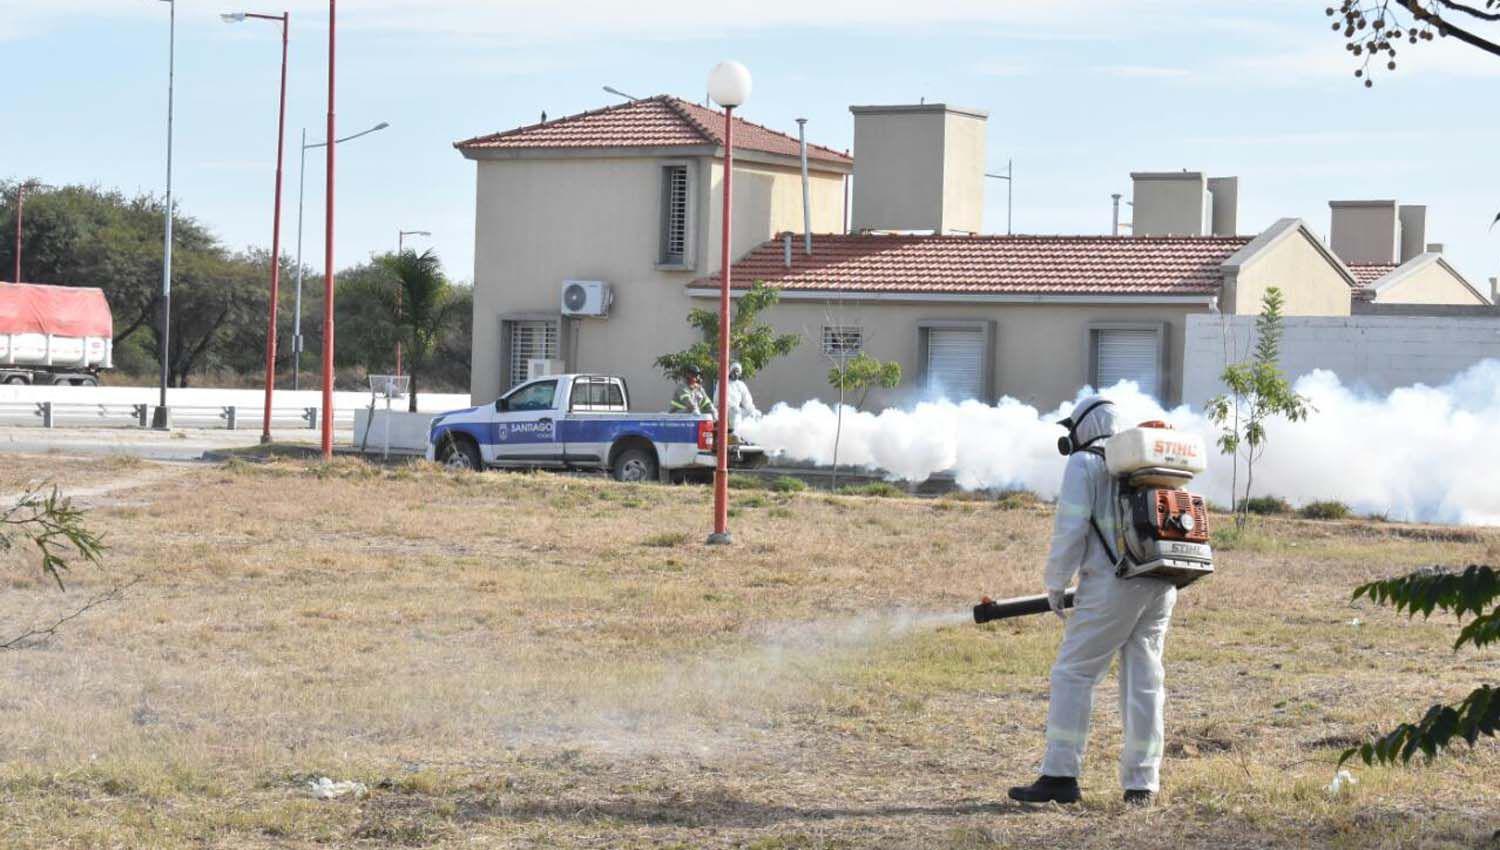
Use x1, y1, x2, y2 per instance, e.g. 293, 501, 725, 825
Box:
0, 401, 354, 431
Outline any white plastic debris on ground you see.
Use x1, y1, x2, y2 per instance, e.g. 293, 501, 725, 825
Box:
1326, 769, 1358, 796
307, 776, 369, 800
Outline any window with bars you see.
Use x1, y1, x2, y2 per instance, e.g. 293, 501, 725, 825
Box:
508, 320, 558, 389
822, 326, 864, 355
659, 164, 690, 266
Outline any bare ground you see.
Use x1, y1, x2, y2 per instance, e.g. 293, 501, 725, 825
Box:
0, 456, 1495, 849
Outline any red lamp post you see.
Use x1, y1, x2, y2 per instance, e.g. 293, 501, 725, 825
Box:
705, 61, 752, 546
222, 10, 290, 445
321, 0, 337, 461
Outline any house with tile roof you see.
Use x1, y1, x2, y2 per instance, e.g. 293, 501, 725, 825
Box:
1327, 200, 1492, 308
454, 97, 1456, 413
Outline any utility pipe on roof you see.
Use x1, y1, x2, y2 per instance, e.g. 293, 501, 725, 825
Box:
783, 233, 792, 269
797, 118, 811, 256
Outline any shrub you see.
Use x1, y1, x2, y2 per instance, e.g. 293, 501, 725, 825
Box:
1299, 500, 1350, 521
728, 474, 763, 491
770, 476, 807, 494
640, 532, 688, 548
837, 482, 903, 498
1239, 495, 1291, 515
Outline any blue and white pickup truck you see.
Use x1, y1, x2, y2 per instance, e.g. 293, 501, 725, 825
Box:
425, 374, 765, 482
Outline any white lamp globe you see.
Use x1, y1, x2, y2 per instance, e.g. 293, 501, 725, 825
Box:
707, 61, 752, 108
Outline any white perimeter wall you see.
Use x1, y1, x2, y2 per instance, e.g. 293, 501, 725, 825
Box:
1182, 314, 1500, 406
0, 384, 470, 413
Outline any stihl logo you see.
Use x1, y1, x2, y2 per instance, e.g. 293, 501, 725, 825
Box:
1154, 440, 1199, 458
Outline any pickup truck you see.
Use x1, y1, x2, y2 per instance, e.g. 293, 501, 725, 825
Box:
425, 374, 766, 482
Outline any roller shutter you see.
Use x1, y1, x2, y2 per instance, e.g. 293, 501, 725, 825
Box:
1095, 328, 1160, 398
926, 328, 984, 400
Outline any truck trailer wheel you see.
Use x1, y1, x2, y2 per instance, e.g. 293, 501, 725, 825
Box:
439, 436, 481, 471
612, 446, 658, 483
3, 375, 28, 386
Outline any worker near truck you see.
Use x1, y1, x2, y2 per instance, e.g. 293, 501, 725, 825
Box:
1007, 395, 1177, 808
670, 365, 717, 417
714, 361, 759, 432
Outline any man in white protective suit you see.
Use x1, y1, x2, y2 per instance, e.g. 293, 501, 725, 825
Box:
1007, 395, 1177, 808
714, 361, 759, 432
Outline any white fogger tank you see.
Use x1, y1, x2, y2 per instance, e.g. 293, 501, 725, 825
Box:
1101, 421, 1214, 588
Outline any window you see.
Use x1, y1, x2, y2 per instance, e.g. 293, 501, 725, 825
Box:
505, 380, 557, 412
822, 326, 863, 355
925, 328, 985, 400
659, 164, 691, 266
570, 378, 626, 411
508, 320, 558, 388
1090, 324, 1166, 401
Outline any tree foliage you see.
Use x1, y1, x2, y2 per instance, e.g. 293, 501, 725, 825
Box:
1, 487, 105, 591
827, 353, 902, 411
655, 281, 800, 382
338, 249, 462, 411
1342, 565, 1500, 766
1206, 287, 1313, 531
1328, 1, 1500, 87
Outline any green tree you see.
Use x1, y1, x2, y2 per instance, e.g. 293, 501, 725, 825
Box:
655, 280, 799, 383
1341, 565, 1499, 767
825, 351, 902, 489
341, 249, 459, 411
1206, 287, 1313, 531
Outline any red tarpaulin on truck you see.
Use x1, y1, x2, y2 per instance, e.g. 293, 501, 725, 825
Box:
0, 283, 113, 338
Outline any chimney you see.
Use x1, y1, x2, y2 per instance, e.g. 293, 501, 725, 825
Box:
1398, 204, 1426, 263
1490, 276, 1498, 305
1329, 200, 1399, 265
849, 103, 988, 234
1130, 171, 1238, 236
1426, 242, 1444, 254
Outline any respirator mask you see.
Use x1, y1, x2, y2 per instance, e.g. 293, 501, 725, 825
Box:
1056, 399, 1114, 456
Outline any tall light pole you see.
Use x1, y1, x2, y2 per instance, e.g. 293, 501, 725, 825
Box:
394, 229, 430, 378
291, 121, 388, 390
154, 0, 176, 429
223, 10, 290, 445
602, 85, 639, 102
985, 159, 1013, 235
10, 181, 53, 284
321, 0, 337, 460
705, 60, 751, 546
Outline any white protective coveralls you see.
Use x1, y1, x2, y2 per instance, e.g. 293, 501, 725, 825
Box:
1041, 396, 1178, 792
714, 365, 759, 431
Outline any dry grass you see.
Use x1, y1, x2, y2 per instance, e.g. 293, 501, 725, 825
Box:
0, 456, 1495, 849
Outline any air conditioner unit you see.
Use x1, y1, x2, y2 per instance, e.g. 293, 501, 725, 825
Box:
561, 280, 612, 317
527, 358, 566, 380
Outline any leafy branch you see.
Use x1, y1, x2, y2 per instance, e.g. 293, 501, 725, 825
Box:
1341, 565, 1499, 766
1, 486, 106, 590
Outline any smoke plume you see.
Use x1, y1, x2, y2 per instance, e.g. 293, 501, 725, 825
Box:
739, 360, 1500, 526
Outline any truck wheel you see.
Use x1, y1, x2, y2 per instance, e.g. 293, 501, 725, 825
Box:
439, 437, 481, 471
3, 375, 28, 386
77, 377, 98, 387
612, 446, 657, 483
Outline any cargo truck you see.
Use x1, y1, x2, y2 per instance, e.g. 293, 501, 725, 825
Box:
0, 283, 113, 386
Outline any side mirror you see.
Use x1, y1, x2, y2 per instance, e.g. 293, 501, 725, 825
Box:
496, 397, 509, 412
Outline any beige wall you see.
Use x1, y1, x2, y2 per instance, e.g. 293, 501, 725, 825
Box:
1132, 172, 1208, 237
1374, 259, 1489, 305
696, 296, 1204, 411
1329, 200, 1399, 265
849, 104, 986, 234
469, 153, 846, 410
1227, 228, 1353, 317
941, 110, 987, 235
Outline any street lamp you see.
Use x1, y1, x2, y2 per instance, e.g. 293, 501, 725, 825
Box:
602, 85, 639, 102
705, 59, 751, 546
222, 8, 290, 445
154, 0, 175, 430
290, 120, 387, 391
321, 0, 337, 460
394, 229, 430, 377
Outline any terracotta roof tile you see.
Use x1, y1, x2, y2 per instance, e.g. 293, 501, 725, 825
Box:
1347, 263, 1397, 287
693, 233, 1251, 297
455, 96, 852, 166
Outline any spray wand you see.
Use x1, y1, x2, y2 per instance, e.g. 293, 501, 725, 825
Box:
972, 589, 1076, 623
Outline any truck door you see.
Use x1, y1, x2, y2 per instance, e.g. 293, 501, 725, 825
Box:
489, 378, 562, 465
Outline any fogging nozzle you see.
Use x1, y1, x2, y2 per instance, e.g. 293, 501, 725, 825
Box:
973, 589, 1077, 623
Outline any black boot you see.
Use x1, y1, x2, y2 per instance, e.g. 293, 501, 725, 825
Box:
1007, 775, 1081, 804
1123, 789, 1155, 807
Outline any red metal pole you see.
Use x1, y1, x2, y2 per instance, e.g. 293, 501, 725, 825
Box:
260, 12, 289, 444
320, 0, 336, 460
711, 106, 734, 543
13, 184, 22, 283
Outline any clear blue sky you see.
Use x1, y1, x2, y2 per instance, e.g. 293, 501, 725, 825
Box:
3, 1, 1497, 286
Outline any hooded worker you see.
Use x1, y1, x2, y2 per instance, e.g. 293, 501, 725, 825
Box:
714, 361, 759, 431
1008, 395, 1177, 808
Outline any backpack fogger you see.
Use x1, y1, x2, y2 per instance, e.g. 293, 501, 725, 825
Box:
1090, 421, 1214, 589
